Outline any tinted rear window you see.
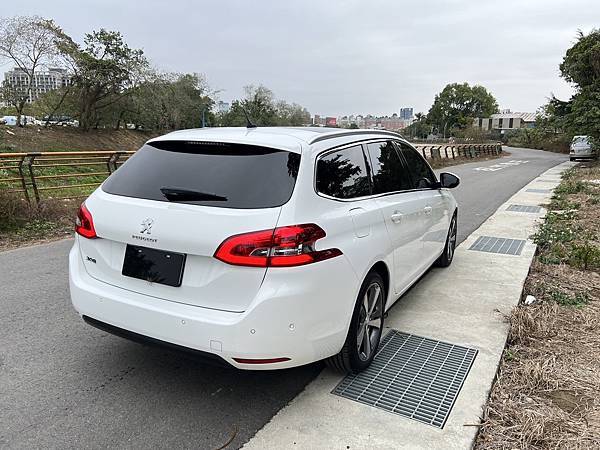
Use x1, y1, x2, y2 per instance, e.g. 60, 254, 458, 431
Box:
316, 145, 371, 199
102, 141, 301, 209
366, 141, 412, 194
573, 136, 589, 145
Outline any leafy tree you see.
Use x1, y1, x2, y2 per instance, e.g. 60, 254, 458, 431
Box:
557, 30, 600, 143
402, 112, 430, 139
530, 29, 600, 149
0, 16, 64, 126
560, 30, 600, 88
218, 84, 310, 127
126, 72, 214, 130
57, 29, 148, 130
427, 83, 498, 134
29, 86, 77, 124
275, 101, 311, 126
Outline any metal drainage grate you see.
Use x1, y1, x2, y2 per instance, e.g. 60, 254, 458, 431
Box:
507, 204, 542, 213
332, 331, 477, 428
526, 188, 551, 193
469, 236, 526, 255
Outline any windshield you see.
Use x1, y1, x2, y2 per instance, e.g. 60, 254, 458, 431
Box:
572, 136, 590, 145
102, 141, 301, 209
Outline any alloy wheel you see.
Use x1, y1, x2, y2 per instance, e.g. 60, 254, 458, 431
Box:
356, 282, 383, 361
447, 217, 457, 261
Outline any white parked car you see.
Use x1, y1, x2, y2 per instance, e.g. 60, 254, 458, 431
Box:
570, 135, 596, 161
69, 127, 459, 373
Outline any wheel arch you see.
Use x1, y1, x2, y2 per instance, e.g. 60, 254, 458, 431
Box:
369, 260, 390, 303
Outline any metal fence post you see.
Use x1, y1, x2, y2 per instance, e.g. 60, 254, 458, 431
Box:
17, 155, 31, 205
26, 154, 40, 205
108, 152, 122, 173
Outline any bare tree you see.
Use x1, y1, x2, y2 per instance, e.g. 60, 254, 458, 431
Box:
0, 16, 63, 126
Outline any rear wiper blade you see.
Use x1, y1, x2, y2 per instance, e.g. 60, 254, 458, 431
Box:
160, 187, 228, 202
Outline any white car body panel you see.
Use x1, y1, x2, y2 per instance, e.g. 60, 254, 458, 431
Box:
570, 135, 596, 158
69, 127, 457, 369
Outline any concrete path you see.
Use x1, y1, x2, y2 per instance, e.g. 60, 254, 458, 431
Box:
243, 162, 575, 450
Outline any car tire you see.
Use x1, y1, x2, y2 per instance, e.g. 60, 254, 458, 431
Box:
435, 212, 458, 268
325, 271, 385, 374
570, 157, 575, 161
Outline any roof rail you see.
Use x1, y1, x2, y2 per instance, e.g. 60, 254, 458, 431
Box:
308, 129, 406, 144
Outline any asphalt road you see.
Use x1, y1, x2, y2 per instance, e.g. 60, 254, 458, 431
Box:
0, 146, 567, 449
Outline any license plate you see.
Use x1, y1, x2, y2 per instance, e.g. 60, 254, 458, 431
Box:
122, 245, 186, 287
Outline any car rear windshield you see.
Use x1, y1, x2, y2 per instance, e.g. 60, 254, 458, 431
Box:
102, 141, 301, 209
573, 136, 589, 145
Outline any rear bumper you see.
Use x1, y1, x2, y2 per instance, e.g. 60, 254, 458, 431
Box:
570, 151, 596, 159
69, 241, 359, 370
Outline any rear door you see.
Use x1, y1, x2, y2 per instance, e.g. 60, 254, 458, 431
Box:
78, 140, 301, 313
365, 140, 425, 295
396, 141, 448, 265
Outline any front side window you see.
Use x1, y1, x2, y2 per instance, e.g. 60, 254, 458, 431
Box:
396, 142, 437, 189
316, 145, 371, 199
366, 141, 412, 194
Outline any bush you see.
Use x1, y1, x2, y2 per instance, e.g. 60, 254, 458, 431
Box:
569, 242, 600, 270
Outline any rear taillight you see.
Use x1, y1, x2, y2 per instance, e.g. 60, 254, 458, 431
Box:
75, 203, 97, 239
214, 223, 342, 267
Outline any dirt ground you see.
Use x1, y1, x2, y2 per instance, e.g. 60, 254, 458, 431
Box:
0, 125, 157, 153
475, 161, 600, 449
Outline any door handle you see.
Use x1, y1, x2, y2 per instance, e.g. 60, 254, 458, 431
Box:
424, 206, 433, 215
390, 212, 403, 223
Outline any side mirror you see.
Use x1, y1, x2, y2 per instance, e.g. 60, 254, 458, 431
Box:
440, 172, 460, 189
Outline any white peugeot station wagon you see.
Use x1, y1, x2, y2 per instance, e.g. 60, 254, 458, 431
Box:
69, 127, 460, 373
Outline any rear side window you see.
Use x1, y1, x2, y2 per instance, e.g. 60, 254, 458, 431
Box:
316, 145, 371, 199
102, 141, 301, 209
397, 142, 437, 189
366, 141, 412, 194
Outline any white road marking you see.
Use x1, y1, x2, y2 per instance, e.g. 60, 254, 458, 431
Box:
474, 160, 530, 172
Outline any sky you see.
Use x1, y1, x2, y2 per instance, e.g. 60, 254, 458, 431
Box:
3, 0, 600, 117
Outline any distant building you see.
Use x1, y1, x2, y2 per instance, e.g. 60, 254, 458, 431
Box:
312, 114, 325, 126
216, 101, 230, 113
400, 107, 413, 120
325, 117, 337, 127
474, 111, 536, 131
3, 67, 70, 103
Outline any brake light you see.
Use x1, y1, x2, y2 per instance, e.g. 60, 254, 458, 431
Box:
75, 203, 97, 239
214, 223, 342, 267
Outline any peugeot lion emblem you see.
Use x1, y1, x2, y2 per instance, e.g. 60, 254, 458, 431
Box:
140, 218, 154, 235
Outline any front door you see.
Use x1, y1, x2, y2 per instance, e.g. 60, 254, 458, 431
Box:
365, 141, 426, 296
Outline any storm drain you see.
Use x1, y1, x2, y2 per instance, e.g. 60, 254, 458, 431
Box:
469, 236, 526, 255
507, 204, 542, 213
331, 330, 477, 429
526, 188, 551, 193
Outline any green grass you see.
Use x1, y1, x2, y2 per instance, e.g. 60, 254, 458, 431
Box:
533, 171, 599, 270
549, 289, 590, 308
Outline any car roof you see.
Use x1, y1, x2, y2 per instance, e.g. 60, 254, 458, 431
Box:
147, 127, 406, 154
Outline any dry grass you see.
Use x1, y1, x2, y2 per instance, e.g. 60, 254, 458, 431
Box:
476, 161, 600, 450
1, 124, 157, 153
0, 190, 77, 251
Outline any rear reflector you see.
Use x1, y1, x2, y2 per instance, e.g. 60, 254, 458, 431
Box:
214, 223, 342, 267
232, 357, 291, 364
